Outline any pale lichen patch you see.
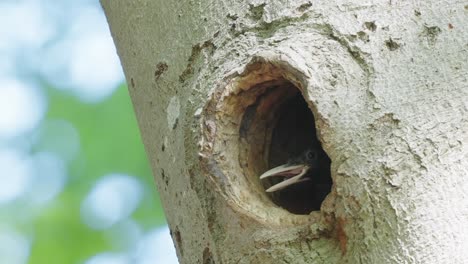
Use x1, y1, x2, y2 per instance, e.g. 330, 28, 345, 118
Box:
167, 96, 181, 129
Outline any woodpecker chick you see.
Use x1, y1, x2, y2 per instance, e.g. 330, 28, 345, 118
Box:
260, 148, 329, 192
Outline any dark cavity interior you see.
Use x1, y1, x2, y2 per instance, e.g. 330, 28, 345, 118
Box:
266, 92, 332, 214
237, 78, 332, 215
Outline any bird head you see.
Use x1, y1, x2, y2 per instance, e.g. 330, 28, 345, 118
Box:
259, 148, 322, 192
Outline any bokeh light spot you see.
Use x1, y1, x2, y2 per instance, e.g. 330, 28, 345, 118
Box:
69, 31, 124, 102
0, 79, 46, 139
81, 174, 143, 230
38, 5, 124, 103
27, 152, 67, 206
0, 1, 53, 51
0, 228, 31, 264
133, 226, 178, 264
0, 149, 32, 204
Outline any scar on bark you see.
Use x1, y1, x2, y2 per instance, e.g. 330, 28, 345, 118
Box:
385, 38, 400, 51
203, 247, 215, 264
155, 62, 168, 81
336, 217, 347, 255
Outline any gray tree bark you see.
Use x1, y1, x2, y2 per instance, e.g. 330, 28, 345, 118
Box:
101, 0, 468, 263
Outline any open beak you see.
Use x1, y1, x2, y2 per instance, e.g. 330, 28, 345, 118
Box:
260, 164, 310, 192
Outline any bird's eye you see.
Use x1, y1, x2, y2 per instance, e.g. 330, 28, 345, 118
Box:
306, 150, 317, 160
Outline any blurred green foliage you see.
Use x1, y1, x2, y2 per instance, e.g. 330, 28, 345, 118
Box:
27, 85, 166, 263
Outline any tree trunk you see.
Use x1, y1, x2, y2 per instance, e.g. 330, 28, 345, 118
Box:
101, 1, 468, 263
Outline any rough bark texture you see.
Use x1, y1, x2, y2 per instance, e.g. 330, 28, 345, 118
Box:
101, 1, 468, 263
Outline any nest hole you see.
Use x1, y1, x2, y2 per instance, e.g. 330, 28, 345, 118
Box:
239, 79, 331, 215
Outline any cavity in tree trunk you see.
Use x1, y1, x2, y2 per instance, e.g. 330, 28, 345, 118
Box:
101, 1, 468, 263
